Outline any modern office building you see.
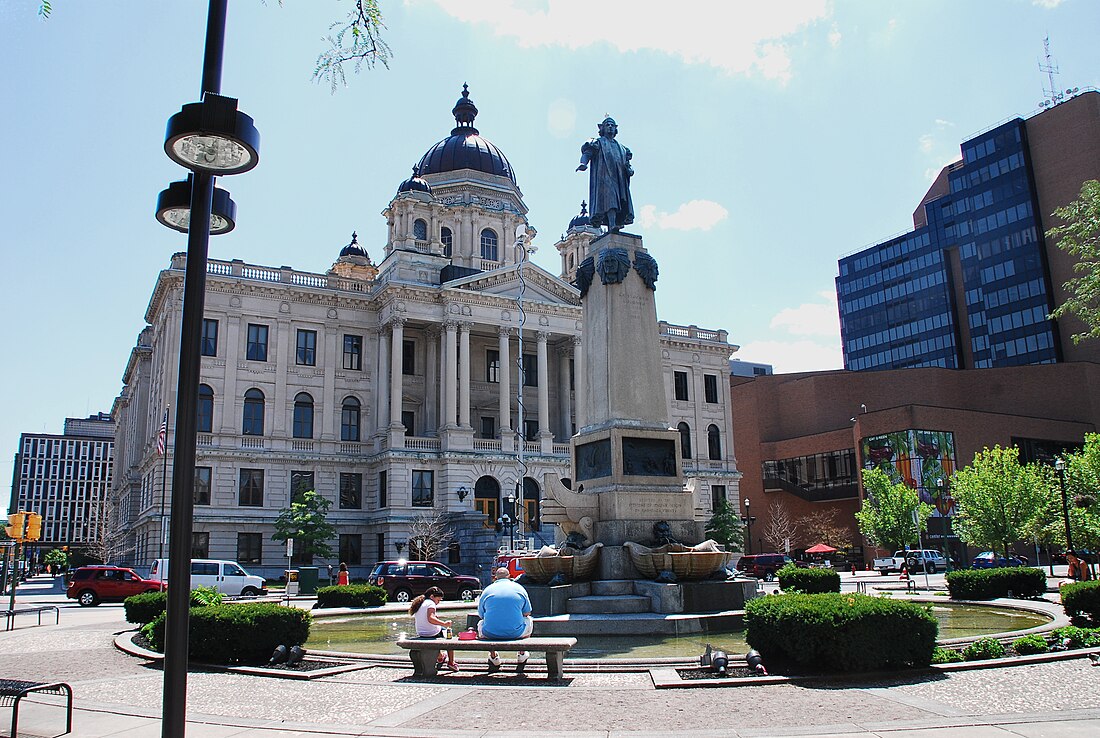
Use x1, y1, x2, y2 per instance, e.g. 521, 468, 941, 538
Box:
109, 88, 739, 579
837, 90, 1100, 372
730, 359, 773, 378
9, 413, 115, 548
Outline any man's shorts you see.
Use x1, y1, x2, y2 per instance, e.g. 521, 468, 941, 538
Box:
478, 615, 533, 640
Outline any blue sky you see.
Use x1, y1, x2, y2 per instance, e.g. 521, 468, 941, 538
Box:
2, 0, 1099, 505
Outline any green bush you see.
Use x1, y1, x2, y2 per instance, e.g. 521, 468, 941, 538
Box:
744, 593, 937, 672
1011, 634, 1048, 655
931, 647, 964, 664
945, 567, 1046, 600
144, 603, 311, 665
124, 589, 215, 625
777, 565, 841, 594
315, 584, 387, 609
962, 637, 1006, 661
1060, 580, 1100, 623
1050, 625, 1100, 648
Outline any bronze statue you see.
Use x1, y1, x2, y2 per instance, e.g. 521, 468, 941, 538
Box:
577, 117, 634, 232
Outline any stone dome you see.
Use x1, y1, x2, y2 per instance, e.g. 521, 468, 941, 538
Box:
339, 231, 370, 260
397, 166, 433, 196
415, 84, 516, 184
568, 201, 592, 230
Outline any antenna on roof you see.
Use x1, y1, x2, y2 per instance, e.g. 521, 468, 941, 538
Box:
1038, 36, 1079, 110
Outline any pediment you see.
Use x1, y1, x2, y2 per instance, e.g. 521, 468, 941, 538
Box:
445, 262, 580, 306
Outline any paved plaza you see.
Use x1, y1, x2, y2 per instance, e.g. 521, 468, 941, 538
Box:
3, 574, 1100, 737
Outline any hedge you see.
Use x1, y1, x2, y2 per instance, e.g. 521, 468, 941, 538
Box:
124, 590, 214, 625
945, 567, 1046, 600
962, 637, 1005, 661
1051, 625, 1100, 648
315, 584, 387, 609
744, 593, 937, 672
1060, 580, 1100, 623
777, 565, 841, 594
143, 603, 311, 665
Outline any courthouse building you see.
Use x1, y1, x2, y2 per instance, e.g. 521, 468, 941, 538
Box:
109, 88, 739, 579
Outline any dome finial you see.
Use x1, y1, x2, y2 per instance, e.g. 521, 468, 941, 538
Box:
452, 83, 479, 134
350, 231, 357, 243
580, 200, 588, 217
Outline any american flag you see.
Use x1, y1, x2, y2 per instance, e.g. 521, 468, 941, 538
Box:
156, 409, 168, 456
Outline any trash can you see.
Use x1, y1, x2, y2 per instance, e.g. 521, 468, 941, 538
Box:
298, 566, 319, 596
284, 569, 299, 597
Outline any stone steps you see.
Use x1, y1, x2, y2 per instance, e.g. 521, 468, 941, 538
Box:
566, 594, 651, 614
590, 579, 635, 596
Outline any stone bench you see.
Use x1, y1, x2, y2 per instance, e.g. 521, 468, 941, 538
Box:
396, 636, 577, 680
0, 679, 73, 736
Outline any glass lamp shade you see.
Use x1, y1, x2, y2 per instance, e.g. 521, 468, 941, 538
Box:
156, 178, 236, 234
164, 93, 260, 175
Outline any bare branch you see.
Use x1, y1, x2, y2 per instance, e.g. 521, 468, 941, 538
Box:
313, 0, 392, 93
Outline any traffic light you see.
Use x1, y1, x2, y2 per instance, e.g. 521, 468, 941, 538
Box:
5, 512, 26, 540
24, 512, 43, 541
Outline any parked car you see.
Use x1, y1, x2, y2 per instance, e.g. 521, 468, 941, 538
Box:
737, 553, 795, 581
367, 560, 480, 602
148, 558, 267, 597
873, 549, 947, 574
66, 565, 164, 606
970, 551, 1027, 569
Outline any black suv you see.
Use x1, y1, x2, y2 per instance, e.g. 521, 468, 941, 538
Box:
367, 561, 480, 603
738, 553, 796, 581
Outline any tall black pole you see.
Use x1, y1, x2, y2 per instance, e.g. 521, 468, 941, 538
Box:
162, 2, 226, 736
1059, 465, 1074, 553
158, 406, 169, 560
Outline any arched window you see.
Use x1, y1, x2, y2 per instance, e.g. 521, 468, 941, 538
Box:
480, 228, 498, 261
242, 388, 265, 436
441, 226, 453, 258
707, 424, 722, 460
413, 218, 428, 241
197, 384, 214, 433
474, 475, 501, 529
522, 476, 541, 532
341, 397, 361, 442
678, 422, 692, 460
568, 253, 575, 270
293, 392, 314, 439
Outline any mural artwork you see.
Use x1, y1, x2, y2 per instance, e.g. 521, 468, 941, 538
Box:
861, 429, 957, 517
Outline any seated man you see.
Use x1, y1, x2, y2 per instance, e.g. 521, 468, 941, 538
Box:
477, 566, 533, 673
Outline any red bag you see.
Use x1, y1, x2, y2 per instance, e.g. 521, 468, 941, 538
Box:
457, 628, 478, 640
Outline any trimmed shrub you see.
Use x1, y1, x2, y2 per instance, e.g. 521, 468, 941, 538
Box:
931, 647, 964, 664
777, 565, 841, 594
962, 637, 1006, 661
144, 603, 311, 665
745, 593, 937, 672
1011, 634, 1048, 655
315, 584, 387, 609
1060, 580, 1100, 623
1050, 625, 1100, 648
945, 567, 1046, 600
124, 589, 214, 625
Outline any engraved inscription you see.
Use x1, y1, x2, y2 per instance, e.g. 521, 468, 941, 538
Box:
622, 437, 677, 477
575, 439, 612, 481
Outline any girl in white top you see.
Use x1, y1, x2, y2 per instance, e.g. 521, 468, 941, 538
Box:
409, 586, 457, 671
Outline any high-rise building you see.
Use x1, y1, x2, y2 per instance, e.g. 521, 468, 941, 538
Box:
9, 413, 115, 547
837, 91, 1100, 371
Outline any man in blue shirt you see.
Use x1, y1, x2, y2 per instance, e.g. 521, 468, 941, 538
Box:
478, 567, 532, 673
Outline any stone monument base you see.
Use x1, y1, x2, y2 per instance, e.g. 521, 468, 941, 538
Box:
524, 577, 756, 620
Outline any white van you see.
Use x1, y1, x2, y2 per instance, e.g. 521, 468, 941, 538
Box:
148, 559, 267, 597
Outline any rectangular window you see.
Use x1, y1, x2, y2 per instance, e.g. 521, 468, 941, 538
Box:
239, 468, 264, 507
524, 419, 539, 442
711, 484, 726, 512
290, 471, 314, 502
191, 532, 209, 559
194, 466, 211, 506
296, 329, 317, 366
412, 470, 434, 507
674, 371, 689, 401
340, 473, 362, 509
522, 354, 537, 387
201, 319, 218, 357
343, 334, 362, 371
340, 534, 362, 566
379, 470, 387, 508
486, 349, 500, 383
402, 339, 415, 375
401, 410, 415, 437
237, 532, 262, 565
480, 416, 496, 440
704, 374, 718, 404
246, 324, 268, 362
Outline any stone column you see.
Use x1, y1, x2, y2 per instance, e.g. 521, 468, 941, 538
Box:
459, 322, 471, 429
557, 345, 572, 440
389, 319, 405, 431
425, 327, 439, 435
572, 335, 585, 431
321, 326, 337, 440
376, 328, 390, 430
219, 315, 240, 434
498, 327, 512, 438
273, 318, 291, 435
537, 332, 551, 445
444, 320, 458, 429
438, 327, 448, 432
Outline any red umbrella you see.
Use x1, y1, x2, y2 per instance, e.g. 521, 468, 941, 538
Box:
805, 543, 837, 554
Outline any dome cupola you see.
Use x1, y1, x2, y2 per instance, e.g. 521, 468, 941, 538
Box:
416, 84, 516, 183
568, 201, 592, 230
338, 231, 371, 261
397, 165, 433, 196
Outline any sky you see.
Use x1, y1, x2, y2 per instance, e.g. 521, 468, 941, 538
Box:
2, 0, 1099, 505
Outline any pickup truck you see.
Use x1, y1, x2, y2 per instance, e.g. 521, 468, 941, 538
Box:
873, 549, 947, 574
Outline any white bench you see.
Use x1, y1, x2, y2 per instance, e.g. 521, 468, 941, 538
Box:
396, 636, 577, 680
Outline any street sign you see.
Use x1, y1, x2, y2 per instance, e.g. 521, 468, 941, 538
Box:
286, 538, 294, 558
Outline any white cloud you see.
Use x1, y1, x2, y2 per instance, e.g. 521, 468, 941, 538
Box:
1032, 0, 1064, 8
769, 290, 840, 337
918, 133, 935, 154
430, 0, 832, 81
920, 119, 960, 181
638, 200, 728, 231
735, 290, 843, 373
547, 98, 577, 138
828, 23, 842, 48
734, 339, 843, 374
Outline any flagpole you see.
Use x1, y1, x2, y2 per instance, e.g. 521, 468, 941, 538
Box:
158, 407, 169, 560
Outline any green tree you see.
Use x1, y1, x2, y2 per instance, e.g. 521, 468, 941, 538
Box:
705, 499, 744, 551
272, 489, 336, 565
949, 445, 1049, 558
43, 548, 69, 569
1047, 179, 1100, 344
1049, 433, 1100, 552
855, 467, 932, 553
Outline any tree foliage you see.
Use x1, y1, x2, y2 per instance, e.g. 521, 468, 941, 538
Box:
855, 467, 932, 552
949, 445, 1050, 557
1048, 179, 1100, 344
705, 499, 744, 550
1051, 433, 1100, 551
271, 489, 336, 563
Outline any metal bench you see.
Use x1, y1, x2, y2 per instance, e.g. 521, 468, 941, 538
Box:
0, 680, 73, 737
3, 605, 60, 632
397, 636, 577, 680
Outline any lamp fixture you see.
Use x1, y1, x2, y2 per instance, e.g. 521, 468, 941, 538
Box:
457, 486, 470, 502
156, 176, 237, 234
164, 93, 260, 175
395, 539, 406, 555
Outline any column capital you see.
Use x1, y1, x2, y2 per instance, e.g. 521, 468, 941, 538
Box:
536, 331, 550, 343
387, 317, 408, 329
443, 319, 460, 331
458, 321, 472, 333
425, 325, 441, 339
572, 335, 583, 347
555, 344, 573, 359
497, 325, 513, 337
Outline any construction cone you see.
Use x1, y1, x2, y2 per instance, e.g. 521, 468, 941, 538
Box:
899, 565, 908, 580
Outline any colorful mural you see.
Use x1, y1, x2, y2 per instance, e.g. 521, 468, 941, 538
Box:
861, 429, 957, 517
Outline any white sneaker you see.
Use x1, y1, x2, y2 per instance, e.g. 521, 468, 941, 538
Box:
516, 652, 529, 674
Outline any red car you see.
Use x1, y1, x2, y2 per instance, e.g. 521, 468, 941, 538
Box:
66, 565, 163, 606
366, 561, 480, 603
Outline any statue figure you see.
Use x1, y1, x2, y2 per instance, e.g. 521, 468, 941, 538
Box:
577, 117, 634, 232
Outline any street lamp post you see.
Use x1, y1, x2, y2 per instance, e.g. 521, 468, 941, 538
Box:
1055, 457, 1074, 553
498, 513, 515, 550
742, 498, 753, 555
